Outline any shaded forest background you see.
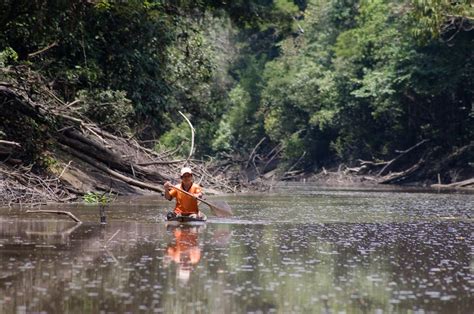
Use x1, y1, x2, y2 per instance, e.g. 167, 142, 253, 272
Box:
0, 0, 472, 184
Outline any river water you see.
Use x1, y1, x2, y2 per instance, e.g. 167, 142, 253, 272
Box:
0, 185, 472, 313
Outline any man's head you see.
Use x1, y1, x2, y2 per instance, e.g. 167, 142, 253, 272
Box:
180, 167, 193, 183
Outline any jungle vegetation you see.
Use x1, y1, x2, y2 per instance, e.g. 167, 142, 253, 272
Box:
1, 0, 472, 174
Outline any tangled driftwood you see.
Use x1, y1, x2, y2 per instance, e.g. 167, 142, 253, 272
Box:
0, 68, 240, 207
330, 140, 473, 188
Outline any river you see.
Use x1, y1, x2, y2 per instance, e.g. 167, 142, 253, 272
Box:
0, 185, 473, 313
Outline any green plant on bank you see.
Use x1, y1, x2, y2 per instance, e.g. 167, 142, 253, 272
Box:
157, 121, 193, 158
39, 153, 60, 172
0, 47, 18, 67
83, 192, 113, 206
77, 89, 133, 134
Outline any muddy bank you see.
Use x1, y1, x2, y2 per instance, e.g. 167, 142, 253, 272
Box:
215, 131, 473, 191
304, 146, 474, 191
0, 69, 239, 207
234, 142, 473, 191
1, 68, 472, 207
305, 170, 474, 191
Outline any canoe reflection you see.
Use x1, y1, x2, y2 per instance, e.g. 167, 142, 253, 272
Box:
164, 224, 205, 283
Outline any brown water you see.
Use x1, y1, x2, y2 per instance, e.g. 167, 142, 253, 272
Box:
0, 185, 473, 313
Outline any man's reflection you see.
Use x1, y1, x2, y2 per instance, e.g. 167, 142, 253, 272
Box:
164, 225, 204, 283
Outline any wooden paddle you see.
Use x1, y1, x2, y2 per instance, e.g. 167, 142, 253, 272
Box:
169, 185, 233, 217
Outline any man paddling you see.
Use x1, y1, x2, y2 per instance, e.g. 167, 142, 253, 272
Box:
164, 167, 206, 220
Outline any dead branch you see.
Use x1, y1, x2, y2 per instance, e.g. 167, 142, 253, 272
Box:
431, 178, 474, 189
25, 209, 81, 223
64, 99, 82, 109
88, 126, 119, 140
282, 170, 305, 181
358, 159, 389, 168
286, 151, 306, 175
246, 137, 265, 169
262, 144, 284, 172
82, 124, 110, 146
27, 42, 58, 59
178, 111, 195, 163
379, 158, 425, 184
63, 128, 117, 157
378, 139, 429, 176
448, 178, 474, 187
156, 144, 184, 159
137, 159, 188, 166
264, 143, 283, 159
0, 140, 21, 147
344, 165, 367, 174
130, 138, 162, 158
58, 161, 73, 179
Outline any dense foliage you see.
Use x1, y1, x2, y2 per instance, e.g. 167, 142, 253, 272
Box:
214, 0, 473, 169
1, 0, 472, 171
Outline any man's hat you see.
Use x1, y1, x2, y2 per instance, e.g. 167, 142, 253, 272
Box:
180, 167, 193, 177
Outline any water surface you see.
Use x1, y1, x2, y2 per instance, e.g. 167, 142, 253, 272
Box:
0, 185, 472, 313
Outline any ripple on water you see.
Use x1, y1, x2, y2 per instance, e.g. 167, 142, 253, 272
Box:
0, 189, 473, 313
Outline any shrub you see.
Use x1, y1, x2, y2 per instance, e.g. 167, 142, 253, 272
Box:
78, 89, 133, 134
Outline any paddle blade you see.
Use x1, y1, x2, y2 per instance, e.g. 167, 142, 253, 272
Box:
208, 201, 233, 217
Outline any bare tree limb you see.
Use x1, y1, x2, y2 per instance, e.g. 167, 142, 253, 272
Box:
26, 209, 81, 223
0, 140, 21, 147
246, 137, 265, 169
378, 139, 429, 176
379, 159, 425, 184
138, 159, 189, 166
27, 42, 58, 59
178, 111, 195, 163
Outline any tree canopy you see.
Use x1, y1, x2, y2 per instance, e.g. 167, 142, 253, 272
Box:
1, 0, 472, 172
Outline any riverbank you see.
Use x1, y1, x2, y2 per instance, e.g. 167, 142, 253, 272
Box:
1, 68, 472, 207
0, 69, 239, 207
306, 170, 474, 192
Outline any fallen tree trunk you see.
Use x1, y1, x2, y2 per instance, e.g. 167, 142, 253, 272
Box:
344, 165, 368, 174
379, 158, 425, 184
59, 132, 167, 182
59, 134, 133, 173
356, 159, 389, 174
63, 129, 117, 158
378, 139, 429, 176
431, 178, 474, 188
61, 144, 165, 193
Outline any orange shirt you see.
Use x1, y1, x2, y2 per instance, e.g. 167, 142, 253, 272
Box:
169, 183, 202, 215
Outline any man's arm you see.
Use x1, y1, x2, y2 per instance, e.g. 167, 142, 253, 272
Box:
164, 181, 173, 200
193, 185, 203, 199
